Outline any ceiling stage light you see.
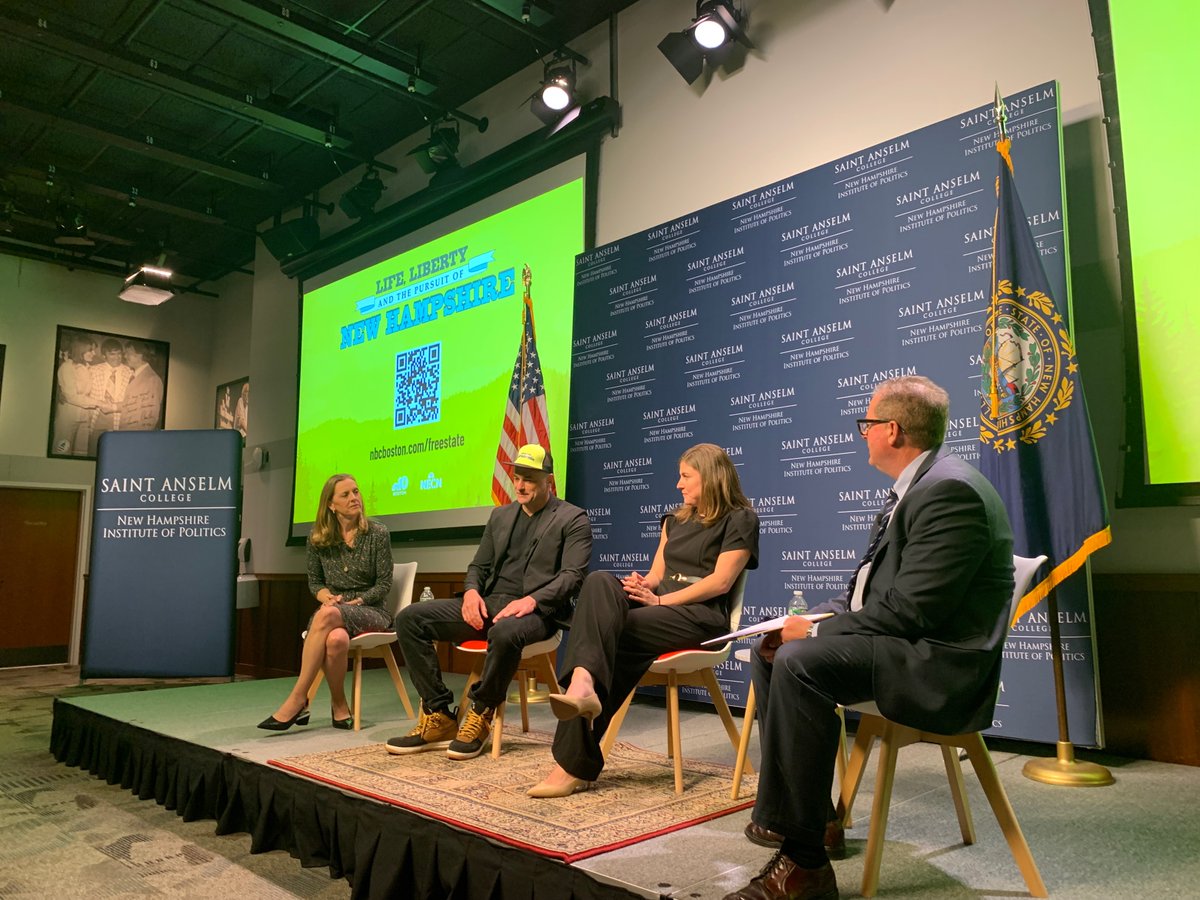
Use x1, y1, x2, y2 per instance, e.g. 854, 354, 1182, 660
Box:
339, 168, 385, 219
408, 117, 461, 175
531, 59, 578, 126
659, 0, 754, 85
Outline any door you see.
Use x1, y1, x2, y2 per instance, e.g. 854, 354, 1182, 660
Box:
0, 487, 82, 666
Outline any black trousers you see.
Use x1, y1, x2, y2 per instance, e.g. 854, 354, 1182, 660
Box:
751, 634, 875, 846
551, 571, 728, 781
394, 595, 555, 712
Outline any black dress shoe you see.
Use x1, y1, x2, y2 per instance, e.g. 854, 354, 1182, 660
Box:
743, 820, 846, 860
722, 851, 838, 900
257, 707, 311, 731
331, 710, 354, 729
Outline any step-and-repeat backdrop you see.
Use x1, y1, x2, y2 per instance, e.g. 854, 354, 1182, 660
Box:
566, 82, 1100, 745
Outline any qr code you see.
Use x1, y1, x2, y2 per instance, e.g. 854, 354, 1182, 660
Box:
395, 342, 441, 429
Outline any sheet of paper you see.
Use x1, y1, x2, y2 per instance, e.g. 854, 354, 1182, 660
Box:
700, 612, 834, 646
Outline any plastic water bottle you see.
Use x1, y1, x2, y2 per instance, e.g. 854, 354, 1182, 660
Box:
419, 586, 434, 603
788, 590, 808, 617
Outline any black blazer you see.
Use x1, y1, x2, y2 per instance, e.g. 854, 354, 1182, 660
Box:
464, 495, 592, 624
816, 448, 1014, 734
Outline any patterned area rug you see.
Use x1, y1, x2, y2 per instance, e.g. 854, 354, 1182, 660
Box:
270, 729, 757, 862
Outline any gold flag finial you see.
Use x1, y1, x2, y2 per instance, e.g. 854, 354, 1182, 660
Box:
993, 82, 1009, 141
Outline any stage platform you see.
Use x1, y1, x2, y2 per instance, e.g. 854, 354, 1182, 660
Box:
46, 669, 1200, 899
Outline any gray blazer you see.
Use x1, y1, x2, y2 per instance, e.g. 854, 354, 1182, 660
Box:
815, 448, 1015, 734
463, 495, 592, 624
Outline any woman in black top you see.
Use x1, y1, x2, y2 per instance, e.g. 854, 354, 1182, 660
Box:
258, 473, 393, 731
529, 443, 759, 796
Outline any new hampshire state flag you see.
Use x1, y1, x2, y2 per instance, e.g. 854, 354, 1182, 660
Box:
980, 137, 1112, 623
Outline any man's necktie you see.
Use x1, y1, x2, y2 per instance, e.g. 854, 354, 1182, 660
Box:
848, 489, 899, 610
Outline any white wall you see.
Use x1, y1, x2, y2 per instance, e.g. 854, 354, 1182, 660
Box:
0, 255, 252, 489
7, 0, 1195, 579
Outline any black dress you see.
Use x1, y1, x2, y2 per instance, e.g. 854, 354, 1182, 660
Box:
552, 506, 759, 781
305, 520, 394, 636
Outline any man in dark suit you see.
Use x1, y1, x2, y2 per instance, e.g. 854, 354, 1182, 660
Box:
388, 444, 592, 760
726, 375, 1014, 900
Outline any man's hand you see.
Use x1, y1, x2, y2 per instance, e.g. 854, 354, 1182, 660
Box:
757, 630, 782, 665
493, 596, 537, 620
461, 589, 487, 630
757, 615, 814, 664
780, 615, 814, 643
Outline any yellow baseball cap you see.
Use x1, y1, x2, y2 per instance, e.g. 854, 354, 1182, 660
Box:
510, 444, 553, 473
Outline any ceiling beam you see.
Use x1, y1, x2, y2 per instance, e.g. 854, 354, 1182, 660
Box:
188, 0, 488, 132
460, 0, 590, 66
0, 95, 286, 193
191, 0, 437, 93
0, 152, 252, 231
0, 10, 362, 155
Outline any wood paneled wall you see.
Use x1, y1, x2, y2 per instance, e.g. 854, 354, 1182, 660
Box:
235, 572, 473, 680
1092, 573, 1199, 767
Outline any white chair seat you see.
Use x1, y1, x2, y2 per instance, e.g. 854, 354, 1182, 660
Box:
599, 569, 750, 795
835, 553, 1050, 898
305, 561, 418, 730
455, 631, 562, 757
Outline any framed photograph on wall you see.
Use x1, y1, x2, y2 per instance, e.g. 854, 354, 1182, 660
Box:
48, 325, 170, 460
215, 376, 249, 439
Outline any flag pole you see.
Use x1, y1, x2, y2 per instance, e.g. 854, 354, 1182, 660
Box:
991, 81, 1113, 788
1021, 573, 1114, 786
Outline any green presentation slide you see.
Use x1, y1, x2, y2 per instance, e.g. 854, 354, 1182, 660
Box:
1110, 4, 1200, 485
293, 178, 583, 531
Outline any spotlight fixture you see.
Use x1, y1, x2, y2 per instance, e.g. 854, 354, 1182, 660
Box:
531, 57, 578, 127
54, 196, 93, 247
338, 167, 384, 219
659, 0, 754, 85
118, 265, 174, 306
407, 116, 461, 175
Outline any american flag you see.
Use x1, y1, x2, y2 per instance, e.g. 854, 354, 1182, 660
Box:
492, 272, 555, 503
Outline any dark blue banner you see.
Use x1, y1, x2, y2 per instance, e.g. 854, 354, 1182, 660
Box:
83, 429, 242, 678
568, 82, 1101, 746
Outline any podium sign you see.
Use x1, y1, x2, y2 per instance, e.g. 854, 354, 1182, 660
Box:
83, 429, 241, 677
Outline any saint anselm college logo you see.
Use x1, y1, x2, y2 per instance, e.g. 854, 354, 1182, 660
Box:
980, 279, 1078, 452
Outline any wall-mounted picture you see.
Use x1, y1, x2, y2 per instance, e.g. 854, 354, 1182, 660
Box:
0, 344, 6, 408
215, 376, 249, 439
48, 325, 170, 460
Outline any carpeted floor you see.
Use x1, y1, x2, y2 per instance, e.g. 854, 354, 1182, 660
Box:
11, 664, 1200, 898
0, 665, 348, 899
271, 730, 755, 862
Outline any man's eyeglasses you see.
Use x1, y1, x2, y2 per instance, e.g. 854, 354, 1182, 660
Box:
856, 418, 900, 436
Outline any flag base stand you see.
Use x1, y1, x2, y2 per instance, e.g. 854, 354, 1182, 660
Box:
509, 674, 551, 705
1022, 741, 1114, 786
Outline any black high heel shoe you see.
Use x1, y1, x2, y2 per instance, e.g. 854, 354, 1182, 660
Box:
331, 709, 354, 730
257, 707, 311, 731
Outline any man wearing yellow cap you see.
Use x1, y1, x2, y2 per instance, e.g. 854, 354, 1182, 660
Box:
388, 444, 591, 759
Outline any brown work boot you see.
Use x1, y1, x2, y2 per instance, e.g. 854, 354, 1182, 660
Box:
385, 704, 457, 754
446, 702, 495, 760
